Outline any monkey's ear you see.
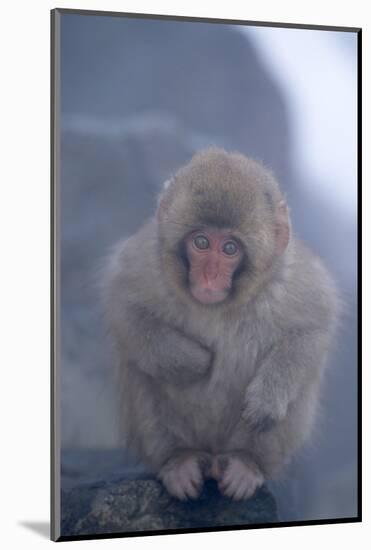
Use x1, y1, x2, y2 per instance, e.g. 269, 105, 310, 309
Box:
275, 200, 290, 255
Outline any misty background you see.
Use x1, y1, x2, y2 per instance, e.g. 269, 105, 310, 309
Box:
58, 12, 358, 523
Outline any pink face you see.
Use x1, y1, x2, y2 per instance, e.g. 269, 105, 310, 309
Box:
185, 229, 242, 305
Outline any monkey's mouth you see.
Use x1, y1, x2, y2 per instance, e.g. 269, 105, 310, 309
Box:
190, 285, 228, 305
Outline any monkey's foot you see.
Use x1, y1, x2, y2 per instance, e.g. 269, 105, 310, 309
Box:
159, 452, 211, 501
213, 454, 264, 501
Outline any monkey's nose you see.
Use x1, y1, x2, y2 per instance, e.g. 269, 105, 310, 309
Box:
204, 260, 219, 282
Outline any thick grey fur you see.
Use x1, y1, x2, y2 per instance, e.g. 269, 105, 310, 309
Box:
103, 148, 339, 500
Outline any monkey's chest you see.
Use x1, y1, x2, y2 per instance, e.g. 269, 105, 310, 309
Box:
163, 349, 253, 450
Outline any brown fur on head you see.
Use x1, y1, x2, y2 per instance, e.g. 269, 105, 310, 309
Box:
157, 148, 291, 306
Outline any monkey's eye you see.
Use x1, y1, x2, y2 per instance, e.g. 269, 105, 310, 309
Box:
223, 241, 239, 256
193, 235, 210, 250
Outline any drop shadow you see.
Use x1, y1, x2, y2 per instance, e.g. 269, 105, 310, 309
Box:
19, 521, 50, 539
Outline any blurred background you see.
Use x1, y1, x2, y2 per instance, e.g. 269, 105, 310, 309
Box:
58, 12, 358, 523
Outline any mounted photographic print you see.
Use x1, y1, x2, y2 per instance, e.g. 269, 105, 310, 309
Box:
51, 8, 361, 542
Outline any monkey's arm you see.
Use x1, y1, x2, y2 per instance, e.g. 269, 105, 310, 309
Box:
116, 305, 212, 385
242, 328, 330, 431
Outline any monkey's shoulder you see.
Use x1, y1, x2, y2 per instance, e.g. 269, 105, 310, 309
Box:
277, 239, 339, 332
292, 239, 338, 294
105, 220, 165, 307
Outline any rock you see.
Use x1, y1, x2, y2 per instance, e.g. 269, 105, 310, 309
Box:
61, 478, 277, 537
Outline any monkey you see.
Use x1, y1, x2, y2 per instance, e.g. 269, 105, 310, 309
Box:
103, 147, 338, 502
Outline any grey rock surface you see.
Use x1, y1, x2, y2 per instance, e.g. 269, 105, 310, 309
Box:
61, 478, 277, 537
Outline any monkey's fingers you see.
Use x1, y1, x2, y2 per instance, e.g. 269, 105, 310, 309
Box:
162, 472, 198, 501
218, 456, 264, 501
181, 462, 203, 499
184, 477, 202, 500
159, 455, 204, 501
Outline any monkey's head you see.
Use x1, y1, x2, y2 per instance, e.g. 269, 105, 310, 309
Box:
157, 148, 290, 307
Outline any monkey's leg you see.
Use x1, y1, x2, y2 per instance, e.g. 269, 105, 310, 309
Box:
158, 450, 212, 501
210, 451, 264, 501
122, 370, 212, 500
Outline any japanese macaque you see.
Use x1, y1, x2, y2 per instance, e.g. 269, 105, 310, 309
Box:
103, 148, 338, 501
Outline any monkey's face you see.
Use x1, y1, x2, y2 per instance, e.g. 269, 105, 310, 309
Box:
184, 229, 242, 305
158, 149, 290, 307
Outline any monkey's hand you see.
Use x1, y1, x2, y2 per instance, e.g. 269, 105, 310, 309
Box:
159, 451, 212, 501
241, 376, 289, 432
210, 453, 264, 500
